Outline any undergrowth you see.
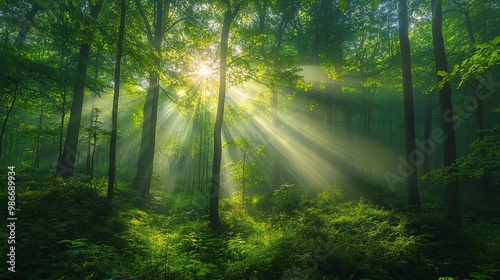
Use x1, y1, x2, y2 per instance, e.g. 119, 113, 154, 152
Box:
1, 168, 499, 279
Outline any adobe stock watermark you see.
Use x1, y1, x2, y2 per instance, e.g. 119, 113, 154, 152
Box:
6, 166, 17, 273
384, 74, 500, 190
281, 236, 335, 279
54, 145, 78, 177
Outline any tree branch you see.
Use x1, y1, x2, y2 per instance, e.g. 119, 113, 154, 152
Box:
134, 0, 154, 44
164, 17, 189, 34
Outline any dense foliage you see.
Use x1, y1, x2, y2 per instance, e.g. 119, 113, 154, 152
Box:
1, 0, 499, 279
1, 170, 499, 279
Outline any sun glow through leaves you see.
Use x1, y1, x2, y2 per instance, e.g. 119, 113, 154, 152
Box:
145, 63, 402, 195
197, 63, 213, 77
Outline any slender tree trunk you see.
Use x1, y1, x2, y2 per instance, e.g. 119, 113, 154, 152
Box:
0, 86, 18, 160
7, 130, 14, 163
242, 150, 247, 206
210, 3, 240, 229
423, 105, 433, 175
197, 97, 205, 191
57, 55, 68, 164
432, 0, 460, 225
366, 87, 374, 135
333, 104, 339, 134
204, 115, 211, 190
343, 103, 354, 176
56, 1, 102, 178
58, 87, 67, 164
108, 0, 126, 203
201, 106, 210, 191
326, 90, 333, 130
86, 96, 95, 175
90, 110, 99, 182
345, 105, 353, 139
398, 0, 420, 207
362, 95, 368, 136
133, 0, 164, 197
271, 83, 281, 189
456, 2, 489, 191
87, 54, 99, 176
34, 101, 43, 168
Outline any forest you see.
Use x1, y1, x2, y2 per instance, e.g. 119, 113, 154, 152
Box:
1, 0, 499, 279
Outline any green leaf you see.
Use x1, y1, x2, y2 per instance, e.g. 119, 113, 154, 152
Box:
476, 43, 489, 49
134, 254, 142, 262
492, 36, 500, 45
196, 270, 207, 276
339, 0, 348, 12
371, 0, 381, 8
437, 70, 447, 77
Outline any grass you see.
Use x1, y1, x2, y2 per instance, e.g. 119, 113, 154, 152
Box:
1, 167, 499, 279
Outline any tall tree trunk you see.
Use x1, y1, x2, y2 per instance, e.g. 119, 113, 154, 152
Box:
210, 3, 240, 229
108, 0, 126, 203
398, 0, 420, 207
455, 1, 489, 191
133, 0, 164, 196
87, 54, 99, 176
432, 0, 460, 225
56, 1, 102, 178
134, 75, 160, 196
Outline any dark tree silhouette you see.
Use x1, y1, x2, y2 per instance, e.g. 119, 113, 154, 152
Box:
56, 1, 102, 178
108, 0, 126, 202
398, 0, 420, 207
431, 0, 460, 225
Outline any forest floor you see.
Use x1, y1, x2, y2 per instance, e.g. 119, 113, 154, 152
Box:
1, 167, 500, 280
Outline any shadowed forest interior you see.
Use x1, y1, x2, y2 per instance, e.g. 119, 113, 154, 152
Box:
1, 0, 499, 279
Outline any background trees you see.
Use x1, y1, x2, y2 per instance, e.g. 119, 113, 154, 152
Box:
56, 0, 103, 178
1, 0, 496, 215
